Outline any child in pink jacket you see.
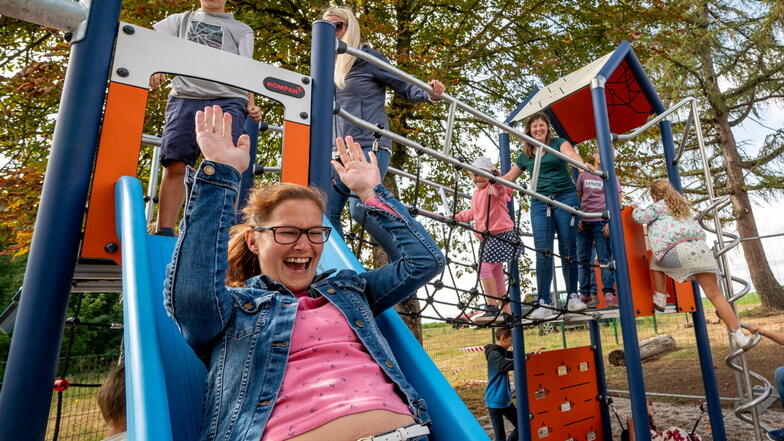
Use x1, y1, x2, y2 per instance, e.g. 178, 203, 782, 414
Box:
455, 157, 522, 325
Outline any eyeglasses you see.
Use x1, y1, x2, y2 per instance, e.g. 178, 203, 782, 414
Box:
253, 226, 332, 244
333, 21, 346, 32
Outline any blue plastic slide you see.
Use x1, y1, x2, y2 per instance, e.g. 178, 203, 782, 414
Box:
115, 176, 489, 441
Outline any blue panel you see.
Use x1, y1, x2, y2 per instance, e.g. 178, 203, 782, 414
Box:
116, 177, 207, 441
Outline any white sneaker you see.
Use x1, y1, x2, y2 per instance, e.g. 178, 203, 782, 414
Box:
567, 293, 588, 312
652, 291, 668, 312
731, 329, 754, 350
529, 301, 555, 320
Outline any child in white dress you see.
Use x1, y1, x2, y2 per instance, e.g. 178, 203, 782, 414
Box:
633, 179, 752, 349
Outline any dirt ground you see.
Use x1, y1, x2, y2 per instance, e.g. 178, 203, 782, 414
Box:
457, 307, 784, 440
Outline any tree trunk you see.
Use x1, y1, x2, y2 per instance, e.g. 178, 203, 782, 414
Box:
714, 115, 784, 309
694, 17, 784, 310
608, 335, 676, 366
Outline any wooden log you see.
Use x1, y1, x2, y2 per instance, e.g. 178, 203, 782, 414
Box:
608, 334, 676, 366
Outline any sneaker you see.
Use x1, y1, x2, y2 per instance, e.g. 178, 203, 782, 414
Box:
731, 328, 754, 350
652, 291, 668, 312
567, 293, 588, 312
579, 294, 592, 304
585, 295, 599, 308
529, 301, 556, 320
474, 305, 502, 325
767, 428, 784, 441
604, 292, 619, 307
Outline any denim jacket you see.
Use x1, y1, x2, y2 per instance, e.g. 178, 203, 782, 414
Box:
164, 161, 445, 441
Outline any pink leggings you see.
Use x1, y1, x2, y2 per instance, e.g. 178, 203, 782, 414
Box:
479, 262, 506, 294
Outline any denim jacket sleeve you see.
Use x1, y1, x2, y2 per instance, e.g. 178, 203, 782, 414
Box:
367, 49, 431, 104
163, 160, 241, 351
356, 185, 446, 315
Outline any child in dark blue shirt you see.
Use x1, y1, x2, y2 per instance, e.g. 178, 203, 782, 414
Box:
484, 328, 518, 441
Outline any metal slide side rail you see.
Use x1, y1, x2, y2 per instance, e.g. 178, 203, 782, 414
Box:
695, 197, 773, 431
336, 108, 605, 221
339, 44, 604, 179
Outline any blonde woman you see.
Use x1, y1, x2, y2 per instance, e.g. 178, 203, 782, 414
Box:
632, 179, 752, 349
322, 6, 445, 245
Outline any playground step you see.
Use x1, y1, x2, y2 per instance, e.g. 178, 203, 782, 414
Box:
72, 263, 122, 293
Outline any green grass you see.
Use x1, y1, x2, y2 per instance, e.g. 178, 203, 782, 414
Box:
700, 291, 760, 308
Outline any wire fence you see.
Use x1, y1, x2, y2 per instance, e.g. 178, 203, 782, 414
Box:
0, 354, 119, 441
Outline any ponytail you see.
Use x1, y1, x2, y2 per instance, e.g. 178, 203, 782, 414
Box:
226, 224, 260, 287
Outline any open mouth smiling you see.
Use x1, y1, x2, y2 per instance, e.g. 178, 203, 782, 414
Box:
283, 257, 312, 272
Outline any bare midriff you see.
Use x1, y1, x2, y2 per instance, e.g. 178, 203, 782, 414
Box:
286, 410, 415, 441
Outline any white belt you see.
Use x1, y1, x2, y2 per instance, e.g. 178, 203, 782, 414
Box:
356, 423, 430, 441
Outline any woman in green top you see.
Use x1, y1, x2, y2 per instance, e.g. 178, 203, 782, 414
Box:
501, 112, 594, 319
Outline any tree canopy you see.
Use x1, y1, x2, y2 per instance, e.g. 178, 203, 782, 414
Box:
1, 0, 782, 310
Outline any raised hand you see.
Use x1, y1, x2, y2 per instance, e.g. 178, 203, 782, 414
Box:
331, 136, 381, 202
195, 105, 250, 174
427, 79, 445, 100
150, 73, 168, 89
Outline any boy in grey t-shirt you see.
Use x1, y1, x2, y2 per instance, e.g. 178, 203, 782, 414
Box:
151, 0, 261, 236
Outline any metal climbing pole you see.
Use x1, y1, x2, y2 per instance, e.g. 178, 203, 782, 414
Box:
500, 129, 533, 441
689, 99, 771, 441
590, 75, 652, 441
0, 1, 122, 440
308, 20, 336, 191
613, 95, 730, 440
660, 99, 730, 441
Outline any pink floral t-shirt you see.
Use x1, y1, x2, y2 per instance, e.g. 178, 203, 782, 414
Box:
260, 292, 411, 441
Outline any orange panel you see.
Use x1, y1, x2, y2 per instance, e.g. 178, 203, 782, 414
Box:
526, 346, 603, 441
81, 82, 148, 263
673, 278, 697, 313
621, 206, 655, 316
280, 120, 310, 186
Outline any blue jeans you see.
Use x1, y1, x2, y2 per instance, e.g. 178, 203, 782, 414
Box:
577, 220, 615, 295
531, 191, 579, 304
776, 366, 784, 408
327, 146, 394, 255
488, 405, 518, 441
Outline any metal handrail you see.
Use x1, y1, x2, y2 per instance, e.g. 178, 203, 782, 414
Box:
673, 107, 695, 165
387, 166, 472, 201
530, 146, 544, 193
443, 100, 457, 154
613, 97, 695, 141
141, 134, 162, 222
340, 44, 602, 177
336, 107, 606, 220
